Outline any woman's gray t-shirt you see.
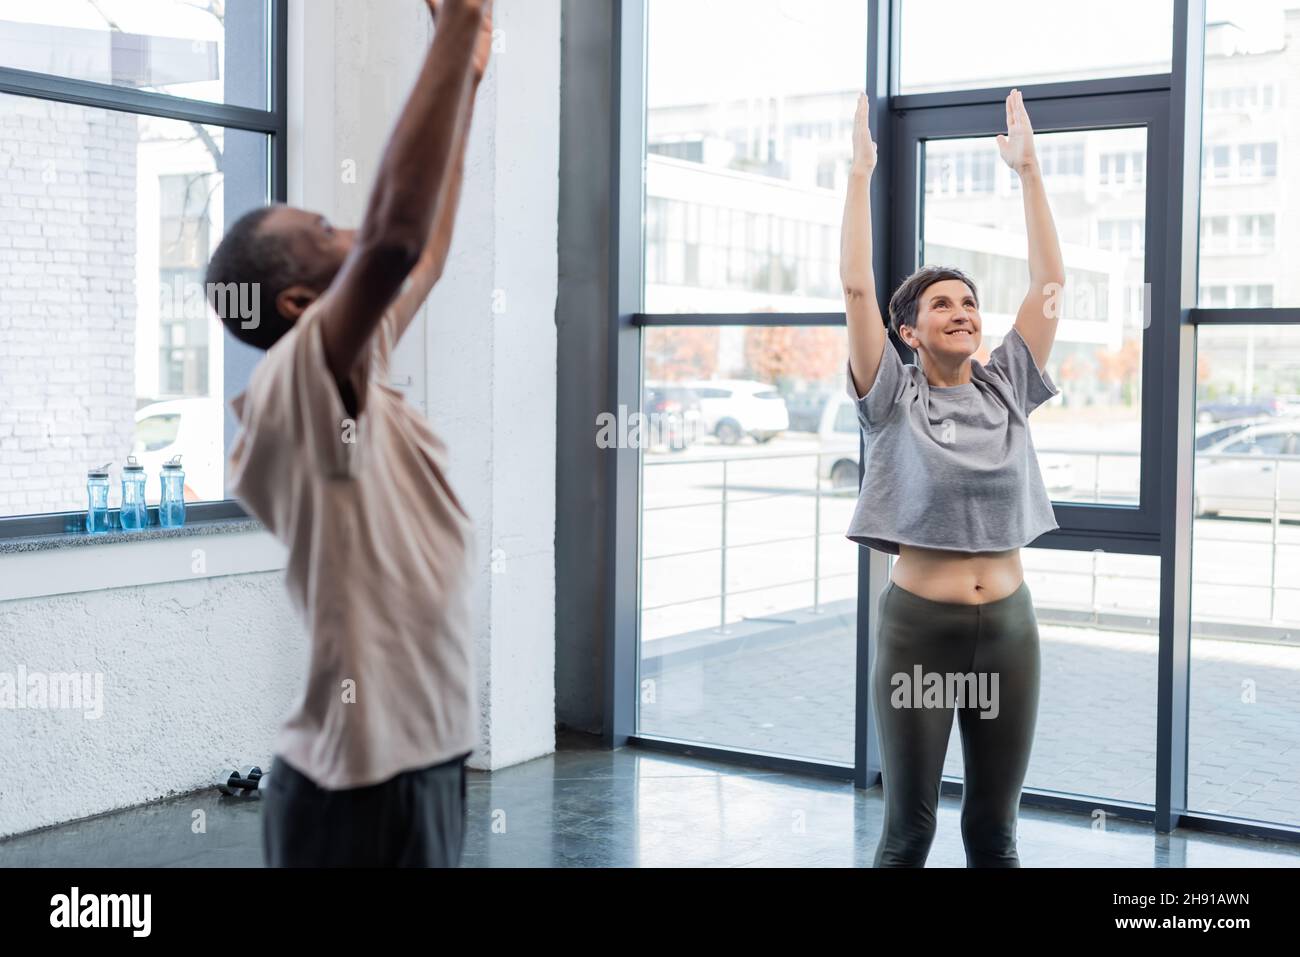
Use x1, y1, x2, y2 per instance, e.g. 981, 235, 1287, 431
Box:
844, 325, 1061, 555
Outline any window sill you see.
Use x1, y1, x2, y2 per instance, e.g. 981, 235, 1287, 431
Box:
0, 517, 264, 555
0, 517, 287, 603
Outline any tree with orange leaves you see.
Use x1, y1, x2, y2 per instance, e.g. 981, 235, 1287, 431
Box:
743, 326, 844, 386
1097, 336, 1142, 406
644, 327, 721, 382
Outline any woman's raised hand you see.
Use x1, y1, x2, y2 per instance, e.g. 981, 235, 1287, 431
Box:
996, 88, 1039, 174
852, 93, 877, 174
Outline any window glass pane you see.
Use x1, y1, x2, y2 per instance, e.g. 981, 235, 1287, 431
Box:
1198, 1, 1298, 306
922, 129, 1147, 506
644, 0, 868, 313
898, 546, 1160, 805
637, 325, 855, 763
0, 92, 269, 518
1192, 325, 1300, 826
900, 0, 1173, 94
0, 0, 269, 109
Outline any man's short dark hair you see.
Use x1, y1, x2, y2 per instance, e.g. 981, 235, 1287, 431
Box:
887, 265, 980, 339
205, 204, 299, 351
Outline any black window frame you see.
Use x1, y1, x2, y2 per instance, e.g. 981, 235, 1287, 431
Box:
898, 82, 1169, 543
0, 0, 288, 539
603, 0, 1300, 847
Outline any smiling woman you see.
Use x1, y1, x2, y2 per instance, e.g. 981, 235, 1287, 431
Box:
839, 91, 1066, 582
839, 86, 1067, 867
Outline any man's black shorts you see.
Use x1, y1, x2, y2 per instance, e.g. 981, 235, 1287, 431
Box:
261, 751, 471, 867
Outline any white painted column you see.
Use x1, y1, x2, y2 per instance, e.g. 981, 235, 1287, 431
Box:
330, 0, 560, 770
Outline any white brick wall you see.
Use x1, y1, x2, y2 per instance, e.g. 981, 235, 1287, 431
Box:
0, 97, 138, 517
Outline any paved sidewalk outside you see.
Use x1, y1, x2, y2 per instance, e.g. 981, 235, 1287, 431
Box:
640, 609, 1300, 825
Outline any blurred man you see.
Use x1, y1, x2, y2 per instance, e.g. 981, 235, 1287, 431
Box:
205, 0, 494, 867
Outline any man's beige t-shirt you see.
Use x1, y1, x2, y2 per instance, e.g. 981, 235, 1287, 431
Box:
228, 300, 477, 790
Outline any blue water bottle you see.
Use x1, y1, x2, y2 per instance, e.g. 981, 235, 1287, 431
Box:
86, 463, 111, 533
160, 455, 186, 528
120, 455, 147, 531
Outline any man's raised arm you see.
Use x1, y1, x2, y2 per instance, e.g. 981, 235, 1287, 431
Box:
318, 0, 486, 392
388, 0, 494, 340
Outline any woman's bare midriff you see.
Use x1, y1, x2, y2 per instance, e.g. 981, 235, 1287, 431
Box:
891, 544, 1024, 604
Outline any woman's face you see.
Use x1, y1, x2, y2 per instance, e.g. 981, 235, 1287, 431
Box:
901, 279, 981, 363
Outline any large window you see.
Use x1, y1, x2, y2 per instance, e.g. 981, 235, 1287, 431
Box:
644, 0, 866, 314
899, 0, 1175, 94
0, 0, 283, 528
1190, 3, 1300, 832
1197, 0, 1298, 307
1186, 1, 1300, 830
608, 0, 1300, 849
1190, 325, 1300, 827
638, 326, 856, 763
0, 0, 269, 108
636, 0, 867, 763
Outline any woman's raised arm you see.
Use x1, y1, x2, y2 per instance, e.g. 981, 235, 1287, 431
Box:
840, 93, 888, 398
997, 88, 1065, 372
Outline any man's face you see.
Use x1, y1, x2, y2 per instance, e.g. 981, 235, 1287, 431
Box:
261, 205, 357, 299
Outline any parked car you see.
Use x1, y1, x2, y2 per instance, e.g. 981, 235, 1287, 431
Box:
1194, 415, 1268, 452
642, 384, 703, 451
678, 379, 789, 445
785, 389, 834, 434
132, 397, 224, 503
1194, 419, 1300, 519
815, 392, 864, 490
1196, 394, 1282, 423
814, 392, 1076, 493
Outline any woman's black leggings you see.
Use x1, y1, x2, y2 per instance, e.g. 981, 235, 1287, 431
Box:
871, 578, 1041, 867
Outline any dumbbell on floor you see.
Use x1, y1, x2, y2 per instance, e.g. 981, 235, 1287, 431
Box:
218, 766, 266, 796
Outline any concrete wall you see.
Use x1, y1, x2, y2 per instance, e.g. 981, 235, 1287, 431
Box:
0, 570, 303, 837
0, 0, 560, 838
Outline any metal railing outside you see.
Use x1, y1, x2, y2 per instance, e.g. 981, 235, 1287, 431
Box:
643, 450, 854, 633
640, 446, 1300, 635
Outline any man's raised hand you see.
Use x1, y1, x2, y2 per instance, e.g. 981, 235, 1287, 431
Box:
471, 0, 494, 82
427, 0, 493, 82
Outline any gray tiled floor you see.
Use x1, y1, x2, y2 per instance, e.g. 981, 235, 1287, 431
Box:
1, 732, 1297, 867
